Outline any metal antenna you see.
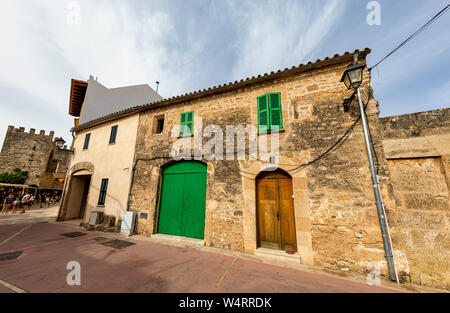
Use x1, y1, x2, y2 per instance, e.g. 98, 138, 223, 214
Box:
156, 81, 160, 93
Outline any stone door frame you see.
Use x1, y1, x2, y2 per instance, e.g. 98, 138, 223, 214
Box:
240, 157, 314, 265
58, 162, 94, 221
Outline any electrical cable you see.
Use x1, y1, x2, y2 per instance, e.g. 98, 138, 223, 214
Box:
131, 97, 370, 181
369, 4, 450, 71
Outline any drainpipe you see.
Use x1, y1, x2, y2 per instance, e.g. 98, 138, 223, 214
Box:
126, 159, 137, 212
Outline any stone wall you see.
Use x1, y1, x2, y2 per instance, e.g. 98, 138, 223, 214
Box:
128, 52, 414, 282
380, 108, 450, 139
380, 109, 450, 289
57, 48, 450, 289
0, 125, 70, 189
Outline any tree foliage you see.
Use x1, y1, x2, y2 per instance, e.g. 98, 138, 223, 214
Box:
0, 168, 29, 184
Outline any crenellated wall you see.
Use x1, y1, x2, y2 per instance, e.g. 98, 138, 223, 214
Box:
0, 125, 70, 188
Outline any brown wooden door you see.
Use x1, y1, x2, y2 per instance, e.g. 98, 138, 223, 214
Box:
256, 170, 297, 252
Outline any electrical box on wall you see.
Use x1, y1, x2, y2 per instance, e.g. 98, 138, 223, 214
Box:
89, 212, 103, 226
121, 211, 136, 236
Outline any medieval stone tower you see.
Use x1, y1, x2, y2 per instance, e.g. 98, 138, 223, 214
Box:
0, 126, 70, 188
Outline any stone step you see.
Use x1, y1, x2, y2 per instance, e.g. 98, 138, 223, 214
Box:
150, 233, 205, 246
254, 247, 301, 264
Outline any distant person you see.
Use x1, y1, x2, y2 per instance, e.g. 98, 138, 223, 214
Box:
21, 192, 30, 213
51, 193, 58, 205
38, 193, 41, 207
12, 197, 21, 214
45, 194, 51, 207
1, 194, 14, 215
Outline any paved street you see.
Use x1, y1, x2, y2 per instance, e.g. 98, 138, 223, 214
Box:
0, 208, 402, 293
0, 203, 59, 226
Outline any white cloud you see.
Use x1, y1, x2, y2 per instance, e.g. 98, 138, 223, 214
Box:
0, 0, 205, 147
228, 0, 346, 80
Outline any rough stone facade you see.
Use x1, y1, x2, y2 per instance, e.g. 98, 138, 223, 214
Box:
380, 109, 450, 289
66, 49, 449, 290
0, 126, 70, 189
128, 51, 415, 282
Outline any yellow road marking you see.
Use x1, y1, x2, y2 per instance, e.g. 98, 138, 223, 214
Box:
0, 279, 28, 293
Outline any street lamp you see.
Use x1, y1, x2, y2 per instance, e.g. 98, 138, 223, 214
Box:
54, 137, 66, 149
341, 55, 399, 283
341, 63, 365, 90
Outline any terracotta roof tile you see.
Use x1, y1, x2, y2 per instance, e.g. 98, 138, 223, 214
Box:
73, 48, 371, 132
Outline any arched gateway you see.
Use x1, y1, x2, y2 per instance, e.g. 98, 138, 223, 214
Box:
157, 161, 207, 239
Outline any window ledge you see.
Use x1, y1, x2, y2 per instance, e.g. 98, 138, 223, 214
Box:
177, 134, 194, 139
257, 129, 285, 136
97, 205, 105, 208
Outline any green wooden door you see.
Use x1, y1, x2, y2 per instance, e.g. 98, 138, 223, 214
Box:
158, 161, 207, 239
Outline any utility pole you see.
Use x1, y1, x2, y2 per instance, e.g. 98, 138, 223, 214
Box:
341, 54, 399, 282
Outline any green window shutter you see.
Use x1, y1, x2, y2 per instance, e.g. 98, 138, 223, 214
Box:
186, 111, 194, 135
179, 111, 194, 136
258, 95, 269, 132
269, 92, 282, 130
179, 113, 186, 137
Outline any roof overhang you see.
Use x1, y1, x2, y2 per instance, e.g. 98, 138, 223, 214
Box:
69, 79, 88, 117
72, 48, 371, 133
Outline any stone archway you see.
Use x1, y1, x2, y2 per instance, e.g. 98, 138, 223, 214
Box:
239, 158, 314, 265
157, 161, 208, 239
58, 162, 94, 221
256, 169, 297, 252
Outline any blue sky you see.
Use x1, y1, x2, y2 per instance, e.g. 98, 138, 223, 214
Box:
0, 0, 449, 146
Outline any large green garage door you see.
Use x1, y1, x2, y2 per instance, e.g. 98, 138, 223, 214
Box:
158, 161, 207, 239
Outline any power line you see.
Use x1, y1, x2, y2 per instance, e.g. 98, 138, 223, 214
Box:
370, 4, 450, 71
217, 99, 370, 180
132, 97, 370, 181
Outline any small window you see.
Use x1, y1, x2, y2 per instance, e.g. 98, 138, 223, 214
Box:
98, 178, 109, 206
156, 117, 164, 134
257, 92, 283, 132
83, 133, 91, 150
109, 125, 118, 144
179, 111, 194, 137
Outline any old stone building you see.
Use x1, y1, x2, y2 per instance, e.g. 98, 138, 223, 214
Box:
60, 48, 449, 289
0, 126, 70, 189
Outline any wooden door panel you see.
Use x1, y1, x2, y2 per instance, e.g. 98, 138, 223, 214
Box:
180, 172, 207, 239
278, 178, 297, 252
158, 173, 184, 236
257, 178, 280, 248
158, 161, 207, 239
257, 170, 297, 252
